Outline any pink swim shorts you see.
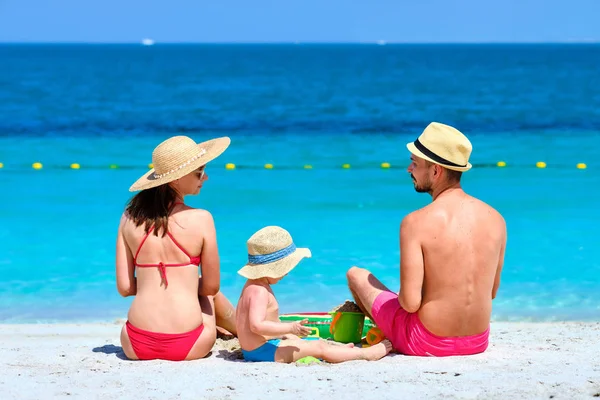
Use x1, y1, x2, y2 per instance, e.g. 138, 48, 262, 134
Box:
371, 291, 489, 357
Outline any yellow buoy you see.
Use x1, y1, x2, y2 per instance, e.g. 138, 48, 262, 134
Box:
342, 163, 351, 169
70, 163, 81, 169
536, 161, 546, 169
148, 163, 154, 169
109, 164, 119, 169
32, 162, 43, 170
0, 162, 4, 169
304, 165, 313, 169
497, 161, 506, 167
381, 162, 391, 169
576, 163, 587, 169
264, 163, 274, 169
225, 163, 236, 170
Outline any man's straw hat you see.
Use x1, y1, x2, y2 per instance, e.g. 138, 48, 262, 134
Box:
406, 122, 472, 172
237, 226, 311, 279
129, 135, 230, 192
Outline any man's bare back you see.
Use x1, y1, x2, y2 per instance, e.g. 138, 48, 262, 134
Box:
408, 188, 506, 336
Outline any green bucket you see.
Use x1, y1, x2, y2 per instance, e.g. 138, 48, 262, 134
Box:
329, 311, 365, 344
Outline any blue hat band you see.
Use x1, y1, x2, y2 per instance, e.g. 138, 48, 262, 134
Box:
248, 243, 296, 265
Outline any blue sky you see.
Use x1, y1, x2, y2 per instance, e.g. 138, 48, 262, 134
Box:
0, 0, 598, 43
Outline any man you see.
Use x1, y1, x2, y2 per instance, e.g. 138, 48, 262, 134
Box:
347, 122, 506, 356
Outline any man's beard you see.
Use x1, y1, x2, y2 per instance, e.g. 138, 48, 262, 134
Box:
412, 174, 432, 193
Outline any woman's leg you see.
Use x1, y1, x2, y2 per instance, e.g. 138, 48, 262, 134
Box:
185, 295, 218, 360
213, 291, 237, 336
274, 338, 392, 364
120, 324, 138, 360
199, 276, 237, 336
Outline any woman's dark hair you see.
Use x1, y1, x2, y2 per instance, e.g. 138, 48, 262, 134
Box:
125, 184, 179, 237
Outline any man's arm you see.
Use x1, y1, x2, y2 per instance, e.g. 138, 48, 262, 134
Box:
492, 221, 507, 300
398, 213, 425, 313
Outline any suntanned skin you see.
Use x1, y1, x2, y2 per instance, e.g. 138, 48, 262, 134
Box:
117, 167, 237, 360
347, 153, 506, 337
236, 277, 392, 363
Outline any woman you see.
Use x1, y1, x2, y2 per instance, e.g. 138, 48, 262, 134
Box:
116, 135, 237, 361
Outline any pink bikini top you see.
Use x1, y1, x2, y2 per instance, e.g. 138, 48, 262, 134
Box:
133, 202, 200, 287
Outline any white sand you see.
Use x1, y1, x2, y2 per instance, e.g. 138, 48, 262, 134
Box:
1, 322, 599, 399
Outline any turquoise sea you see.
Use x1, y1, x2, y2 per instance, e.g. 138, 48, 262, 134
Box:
0, 44, 598, 322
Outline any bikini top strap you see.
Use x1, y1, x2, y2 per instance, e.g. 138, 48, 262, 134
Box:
133, 226, 155, 262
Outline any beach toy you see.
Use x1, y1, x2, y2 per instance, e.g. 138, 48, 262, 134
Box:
296, 356, 321, 365
280, 313, 335, 339
280, 313, 375, 340
329, 311, 365, 344
365, 327, 385, 346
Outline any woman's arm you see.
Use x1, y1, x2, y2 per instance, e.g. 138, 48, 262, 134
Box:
199, 210, 220, 296
116, 214, 137, 297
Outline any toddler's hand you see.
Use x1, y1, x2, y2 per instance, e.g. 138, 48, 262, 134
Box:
290, 319, 312, 336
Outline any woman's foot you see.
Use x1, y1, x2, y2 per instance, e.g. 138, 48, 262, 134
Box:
216, 326, 235, 340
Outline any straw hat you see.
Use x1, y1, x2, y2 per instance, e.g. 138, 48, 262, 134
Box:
406, 122, 472, 172
237, 226, 311, 279
129, 136, 231, 192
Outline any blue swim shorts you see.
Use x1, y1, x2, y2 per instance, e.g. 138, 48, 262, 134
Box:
242, 339, 281, 362
241, 337, 320, 362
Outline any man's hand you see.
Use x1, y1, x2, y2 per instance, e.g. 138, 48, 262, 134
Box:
289, 319, 312, 336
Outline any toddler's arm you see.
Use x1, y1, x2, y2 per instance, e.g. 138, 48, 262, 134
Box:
247, 287, 311, 337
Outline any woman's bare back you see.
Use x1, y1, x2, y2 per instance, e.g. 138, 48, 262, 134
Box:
124, 206, 207, 333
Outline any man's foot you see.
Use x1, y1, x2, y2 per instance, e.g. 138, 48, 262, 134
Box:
362, 339, 393, 361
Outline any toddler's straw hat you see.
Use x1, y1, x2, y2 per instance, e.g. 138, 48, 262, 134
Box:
406, 122, 472, 172
129, 135, 230, 192
238, 226, 311, 279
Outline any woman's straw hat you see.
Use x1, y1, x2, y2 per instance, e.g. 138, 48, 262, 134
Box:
406, 122, 472, 172
129, 135, 231, 192
237, 226, 311, 279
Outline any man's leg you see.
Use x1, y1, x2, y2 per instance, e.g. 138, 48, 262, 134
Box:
346, 266, 393, 320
